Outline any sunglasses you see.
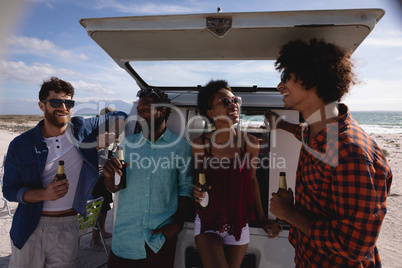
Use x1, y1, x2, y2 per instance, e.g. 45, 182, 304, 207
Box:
281, 71, 290, 84
211, 96, 242, 108
136, 88, 161, 100
42, 99, 75, 109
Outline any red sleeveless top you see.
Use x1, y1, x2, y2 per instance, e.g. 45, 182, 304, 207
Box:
197, 134, 255, 241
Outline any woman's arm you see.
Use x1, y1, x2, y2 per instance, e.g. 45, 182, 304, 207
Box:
191, 135, 211, 202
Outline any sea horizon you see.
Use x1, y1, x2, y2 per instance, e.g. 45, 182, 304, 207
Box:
1, 111, 401, 134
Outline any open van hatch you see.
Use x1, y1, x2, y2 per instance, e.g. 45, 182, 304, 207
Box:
80, 9, 384, 90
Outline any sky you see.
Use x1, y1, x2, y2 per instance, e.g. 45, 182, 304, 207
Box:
0, 0, 402, 115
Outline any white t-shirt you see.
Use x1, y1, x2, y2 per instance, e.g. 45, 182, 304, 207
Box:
42, 132, 83, 211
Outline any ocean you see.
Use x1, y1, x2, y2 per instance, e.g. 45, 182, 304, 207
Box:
241, 111, 402, 134
351, 111, 402, 134
79, 111, 402, 135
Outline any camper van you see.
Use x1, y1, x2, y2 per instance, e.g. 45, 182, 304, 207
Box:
80, 8, 384, 267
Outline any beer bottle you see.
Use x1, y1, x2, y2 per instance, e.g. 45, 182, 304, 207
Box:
115, 146, 127, 189
276, 172, 289, 225
197, 170, 209, 209
277, 172, 289, 198
54, 160, 66, 182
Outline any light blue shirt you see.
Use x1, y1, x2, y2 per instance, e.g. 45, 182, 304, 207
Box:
112, 128, 194, 259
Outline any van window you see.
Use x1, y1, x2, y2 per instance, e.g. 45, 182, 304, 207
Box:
130, 60, 278, 88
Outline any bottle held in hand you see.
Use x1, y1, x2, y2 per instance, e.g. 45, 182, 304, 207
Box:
54, 160, 66, 182
276, 172, 289, 226
277, 172, 289, 198
198, 170, 209, 209
115, 146, 127, 189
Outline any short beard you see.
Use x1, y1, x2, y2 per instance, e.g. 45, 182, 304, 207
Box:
44, 107, 71, 128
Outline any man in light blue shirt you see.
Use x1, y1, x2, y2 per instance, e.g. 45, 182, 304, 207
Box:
104, 88, 194, 267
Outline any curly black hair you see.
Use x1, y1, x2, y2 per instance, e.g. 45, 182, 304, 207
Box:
197, 79, 231, 123
137, 88, 171, 120
39, 77, 75, 101
275, 38, 356, 103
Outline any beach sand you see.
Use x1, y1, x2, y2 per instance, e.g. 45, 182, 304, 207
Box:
0, 122, 401, 267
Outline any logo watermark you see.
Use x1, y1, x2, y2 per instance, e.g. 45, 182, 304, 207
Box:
65, 100, 340, 168
129, 152, 192, 173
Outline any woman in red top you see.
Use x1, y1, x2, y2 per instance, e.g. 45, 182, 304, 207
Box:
192, 80, 281, 268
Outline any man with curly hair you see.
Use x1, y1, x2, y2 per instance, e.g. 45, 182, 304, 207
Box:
266, 39, 392, 267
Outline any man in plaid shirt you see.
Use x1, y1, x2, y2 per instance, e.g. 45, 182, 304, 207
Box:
266, 39, 392, 267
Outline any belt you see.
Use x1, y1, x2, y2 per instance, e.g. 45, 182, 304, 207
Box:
42, 211, 78, 217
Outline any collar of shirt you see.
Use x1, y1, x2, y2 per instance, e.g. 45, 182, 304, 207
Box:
302, 104, 351, 150
138, 128, 172, 145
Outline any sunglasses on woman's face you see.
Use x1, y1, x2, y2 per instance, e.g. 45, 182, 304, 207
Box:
281, 71, 290, 84
212, 96, 242, 108
42, 99, 75, 109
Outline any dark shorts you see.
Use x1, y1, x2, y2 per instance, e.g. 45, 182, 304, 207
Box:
107, 239, 177, 268
92, 175, 113, 212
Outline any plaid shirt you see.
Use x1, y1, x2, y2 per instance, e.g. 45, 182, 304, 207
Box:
289, 104, 392, 267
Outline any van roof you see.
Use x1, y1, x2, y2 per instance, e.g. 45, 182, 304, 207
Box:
80, 9, 384, 62
80, 9, 384, 90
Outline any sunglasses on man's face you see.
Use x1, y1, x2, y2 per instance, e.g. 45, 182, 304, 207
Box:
281, 71, 290, 84
212, 96, 242, 108
42, 99, 75, 109
136, 88, 160, 100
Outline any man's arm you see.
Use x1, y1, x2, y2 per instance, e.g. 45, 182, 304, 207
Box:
2, 144, 25, 203
151, 195, 193, 240
2, 142, 68, 204
151, 142, 195, 239
22, 180, 69, 203
265, 110, 298, 134
271, 156, 388, 262
97, 117, 126, 149
270, 190, 311, 234
307, 157, 388, 261
103, 158, 125, 193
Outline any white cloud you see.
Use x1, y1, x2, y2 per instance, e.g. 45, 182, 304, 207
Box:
71, 80, 115, 96
344, 78, 402, 111
8, 35, 88, 61
0, 60, 81, 85
364, 30, 402, 48
0, 60, 120, 97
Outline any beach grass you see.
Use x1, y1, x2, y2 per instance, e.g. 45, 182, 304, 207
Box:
0, 115, 43, 124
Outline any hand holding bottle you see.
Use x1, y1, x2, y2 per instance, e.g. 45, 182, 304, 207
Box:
270, 187, 294, 224
21, 161, 68, 203
196, 170, 209, 209
45, 179, 69, 201
103, 157, 129, 192
46, 160, 69, 200
193, 182, 211, 205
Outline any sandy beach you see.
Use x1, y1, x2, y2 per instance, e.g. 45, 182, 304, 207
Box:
0, 120, 401, 267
